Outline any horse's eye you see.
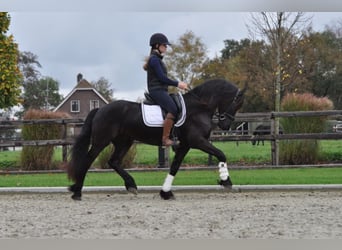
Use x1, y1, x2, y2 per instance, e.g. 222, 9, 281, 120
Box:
220, 115, 226, 120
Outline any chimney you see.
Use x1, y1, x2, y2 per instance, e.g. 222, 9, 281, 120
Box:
77, 73, 83, 83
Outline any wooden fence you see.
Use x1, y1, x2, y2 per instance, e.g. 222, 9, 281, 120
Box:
0, 118, 84, 162
1, 110, 342, 166
211, 110, 342, 165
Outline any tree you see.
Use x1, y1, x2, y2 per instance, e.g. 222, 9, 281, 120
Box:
18, 51, 64, 111
164, 31, 208, 86
222, 39, 275, 112
247, 12, 312, 165
248, 12, 311, 112
22, 77, 63, 111
91, 77, 114, 102
221, 39, 251, 60
19, 51, 42, 111
0, 12, 22, 109
201, 38, 274, 112
305, 29, 342, 109
39, 77, 63, 110
19, 51, 41, 86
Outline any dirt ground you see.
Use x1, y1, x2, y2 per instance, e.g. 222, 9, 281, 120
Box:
0, 190, 341, 239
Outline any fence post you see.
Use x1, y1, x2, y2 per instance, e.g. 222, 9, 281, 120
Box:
270, 113, 279, 165
62, 121, 68, 162
157, 146, 169, 168
207, 140, 214, 166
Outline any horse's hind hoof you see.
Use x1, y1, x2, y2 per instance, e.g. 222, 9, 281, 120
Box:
69, 185, 82, 200
71, 194, 82, 201
68, 184, 76, 192
218, 178, 233, 189
160, 190, 175, 200
127, 187, 138, 195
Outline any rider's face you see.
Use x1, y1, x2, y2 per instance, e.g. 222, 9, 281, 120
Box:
159, 44, 168, 53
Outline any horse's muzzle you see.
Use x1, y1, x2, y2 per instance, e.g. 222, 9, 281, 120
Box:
217, 113, 234, 130
218, 120, 232, 131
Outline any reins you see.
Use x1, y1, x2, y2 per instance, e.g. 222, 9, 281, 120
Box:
182, 85, 206, 104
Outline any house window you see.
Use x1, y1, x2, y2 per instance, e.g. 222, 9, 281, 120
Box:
90, 100, 100, 110
70, 100, 80, 112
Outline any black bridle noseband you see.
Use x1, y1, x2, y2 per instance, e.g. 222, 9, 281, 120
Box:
217, 112, 235, 122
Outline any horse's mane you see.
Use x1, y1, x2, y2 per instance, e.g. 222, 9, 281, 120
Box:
188, 79, 238, 98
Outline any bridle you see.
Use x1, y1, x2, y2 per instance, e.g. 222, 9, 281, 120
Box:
217, 111, 235, 122
215, 89, 242, 123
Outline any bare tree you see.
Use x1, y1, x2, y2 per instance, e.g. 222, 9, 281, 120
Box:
247, 12, 312, 165
248, 12, 312, 111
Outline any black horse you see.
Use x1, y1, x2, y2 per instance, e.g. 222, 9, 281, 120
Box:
251, 125, 284, 146
67, 79, 246, 200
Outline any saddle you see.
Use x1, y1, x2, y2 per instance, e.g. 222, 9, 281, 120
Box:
141, 92, 186, 127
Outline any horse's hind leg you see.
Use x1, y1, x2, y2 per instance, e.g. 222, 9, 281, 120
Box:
108, 139, 137, 194
69, 144, 106, 200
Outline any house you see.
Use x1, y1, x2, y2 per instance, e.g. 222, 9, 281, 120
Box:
54, 73, 109, 119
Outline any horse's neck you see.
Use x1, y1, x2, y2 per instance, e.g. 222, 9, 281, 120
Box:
184, 92, 219, 114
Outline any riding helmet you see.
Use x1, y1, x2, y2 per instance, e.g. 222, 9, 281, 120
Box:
149, 33, 171, 46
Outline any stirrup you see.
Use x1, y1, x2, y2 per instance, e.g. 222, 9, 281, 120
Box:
162, 138, 179, 147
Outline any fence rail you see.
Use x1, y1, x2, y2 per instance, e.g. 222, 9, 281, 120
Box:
0, 118, 83, 162
1, 111, 341, 166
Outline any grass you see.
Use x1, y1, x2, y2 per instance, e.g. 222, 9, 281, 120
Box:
0, 141, 272, 169
141, 141, 274, 166
0, 167, 341, 188
0, 140, 341, 188
0, 140, 341, 169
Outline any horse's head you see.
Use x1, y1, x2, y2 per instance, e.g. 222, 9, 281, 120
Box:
186, 79, 246, 130
217, 85, 246, 130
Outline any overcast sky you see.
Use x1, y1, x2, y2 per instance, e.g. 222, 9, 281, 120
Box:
3, 1, 342, 101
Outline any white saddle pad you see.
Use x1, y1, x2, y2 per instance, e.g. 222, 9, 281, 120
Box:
141, 94, 186, 127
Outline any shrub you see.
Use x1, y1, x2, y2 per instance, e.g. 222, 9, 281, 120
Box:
21, 109, 70, 170
96, 143, 137, 169
279, 93, 333, 164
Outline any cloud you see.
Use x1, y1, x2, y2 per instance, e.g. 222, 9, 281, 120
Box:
9, 12, 250, 101
7, 10, 342, 102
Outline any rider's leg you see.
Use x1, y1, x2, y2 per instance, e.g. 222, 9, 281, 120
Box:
162, 113, 178, 146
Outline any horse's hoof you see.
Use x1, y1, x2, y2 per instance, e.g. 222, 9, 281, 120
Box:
160, 190, 175, 200
71, 193, 82, 201
218, 177, 233, 189
69, 185, 82, 200
127, 187, 138, 195
68, 184, 76, 192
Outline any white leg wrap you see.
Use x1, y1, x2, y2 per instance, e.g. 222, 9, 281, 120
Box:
218, 162, 229, 181
162, 174, 174, 192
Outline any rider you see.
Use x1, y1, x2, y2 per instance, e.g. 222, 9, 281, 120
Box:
144, 33, 189, 147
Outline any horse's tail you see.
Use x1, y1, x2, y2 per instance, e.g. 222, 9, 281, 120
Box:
67, 108, 99, 182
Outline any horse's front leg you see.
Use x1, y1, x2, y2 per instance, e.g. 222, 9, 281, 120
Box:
160, 145, 190, 200
193, 139, 232, 188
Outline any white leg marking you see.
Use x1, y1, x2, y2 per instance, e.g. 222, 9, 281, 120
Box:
162, 174, 174, 192
218, 162, 229, 181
